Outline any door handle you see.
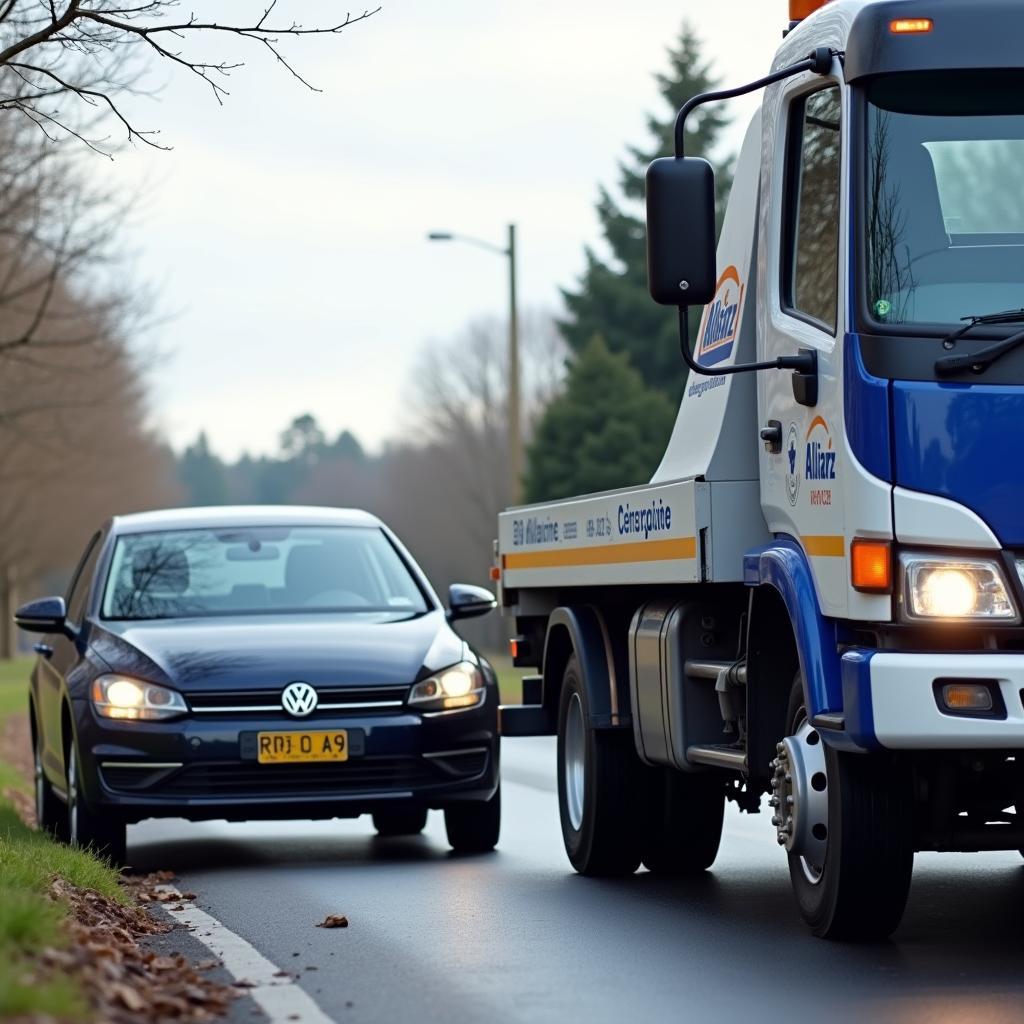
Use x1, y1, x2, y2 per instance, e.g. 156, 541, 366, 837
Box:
760, 420, 783, 454
33, 642, 54, 658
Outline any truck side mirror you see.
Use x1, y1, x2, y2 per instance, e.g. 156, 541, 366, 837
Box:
645, 156, 717, 307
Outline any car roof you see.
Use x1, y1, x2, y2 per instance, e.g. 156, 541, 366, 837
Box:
109, 505, 384, 536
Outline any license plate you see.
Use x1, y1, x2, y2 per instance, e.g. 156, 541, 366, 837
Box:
256, 730, 348, 764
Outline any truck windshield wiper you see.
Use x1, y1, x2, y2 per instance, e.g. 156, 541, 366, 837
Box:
934, 308, 1024, 376
936, 327, 1024, 376
938, 307, 1024, 348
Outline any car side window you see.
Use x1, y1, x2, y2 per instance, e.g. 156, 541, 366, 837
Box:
65, 532, 102, 629
782, 84, 842, 332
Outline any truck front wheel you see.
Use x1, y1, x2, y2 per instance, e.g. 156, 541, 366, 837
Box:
557, 656, 642, 876
777, 676, 914, 939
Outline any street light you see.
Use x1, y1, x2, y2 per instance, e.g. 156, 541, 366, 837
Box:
427, 225, 521, 505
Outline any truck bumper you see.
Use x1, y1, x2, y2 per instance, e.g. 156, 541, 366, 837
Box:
841, 650, 1024, 750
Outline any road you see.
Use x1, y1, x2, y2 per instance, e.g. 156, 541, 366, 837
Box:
130, 738, 1024, 1024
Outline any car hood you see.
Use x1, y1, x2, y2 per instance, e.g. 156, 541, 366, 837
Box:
87, 610, 464, 691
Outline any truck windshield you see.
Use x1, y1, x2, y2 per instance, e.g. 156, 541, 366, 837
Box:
864, 72, 1024, 327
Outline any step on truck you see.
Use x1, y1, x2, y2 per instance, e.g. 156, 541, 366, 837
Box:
496, 0, 1024, 939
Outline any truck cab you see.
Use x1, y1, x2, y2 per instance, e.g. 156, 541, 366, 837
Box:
496, 0, 1024, 939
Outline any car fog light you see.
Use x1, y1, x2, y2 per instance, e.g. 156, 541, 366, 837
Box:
408, 661, 485, 713
91, 675, 188, 721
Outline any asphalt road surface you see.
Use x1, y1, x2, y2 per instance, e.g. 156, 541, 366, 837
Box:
130, 738, 1024, 1024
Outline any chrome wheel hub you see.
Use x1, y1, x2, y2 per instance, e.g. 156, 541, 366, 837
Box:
769, 720, 829, 884
564, 692, 586, 832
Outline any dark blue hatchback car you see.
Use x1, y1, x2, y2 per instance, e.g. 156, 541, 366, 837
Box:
16, 506, 500, 864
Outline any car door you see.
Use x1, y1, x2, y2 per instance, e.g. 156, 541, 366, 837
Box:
37, 531, 102, 785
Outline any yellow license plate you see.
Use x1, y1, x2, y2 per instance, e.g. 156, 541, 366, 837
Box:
257, 730, 349, 764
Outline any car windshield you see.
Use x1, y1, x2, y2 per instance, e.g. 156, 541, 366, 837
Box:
102, 525, 429, 620
864, 71, 1024, 327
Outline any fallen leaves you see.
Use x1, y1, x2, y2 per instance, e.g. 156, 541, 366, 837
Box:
316, 914, 349, 929
34, 874, 239, 1023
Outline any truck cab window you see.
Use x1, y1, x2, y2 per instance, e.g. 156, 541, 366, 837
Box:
783, 85, 842, 332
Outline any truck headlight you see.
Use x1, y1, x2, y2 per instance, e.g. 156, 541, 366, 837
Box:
91, 675, 188, 721
900, 554, 1018, 622
408, 662, 485, 713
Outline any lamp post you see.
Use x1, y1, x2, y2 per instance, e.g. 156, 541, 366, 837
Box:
427, 225, 521, 505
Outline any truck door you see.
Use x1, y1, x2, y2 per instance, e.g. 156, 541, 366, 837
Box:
758, 79, 849, 618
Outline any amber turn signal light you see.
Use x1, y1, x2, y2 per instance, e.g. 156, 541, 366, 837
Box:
890, 17, 933, 34
851, 539, 892, 593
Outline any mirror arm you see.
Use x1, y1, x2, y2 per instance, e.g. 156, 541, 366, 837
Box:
676, 308, 817, 378
673, 48, 836, 157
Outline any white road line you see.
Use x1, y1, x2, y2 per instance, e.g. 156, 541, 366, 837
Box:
156, 885, 335, 1024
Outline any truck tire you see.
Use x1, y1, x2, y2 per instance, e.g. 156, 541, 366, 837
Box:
372, 807, 428, 837
66, 739, 126, 867
557, 656, 642, 876
642, 766, 724, 874
780, 675, 913, 940
444, 786, 500, 854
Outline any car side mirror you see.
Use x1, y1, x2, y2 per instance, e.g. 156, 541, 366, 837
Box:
447, 584, 496, 622
14, 596, 69, 635
645, 156, 717, 307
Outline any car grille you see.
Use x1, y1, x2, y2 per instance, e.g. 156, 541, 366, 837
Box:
186, 685, 410, 716
110, 751, 489, 799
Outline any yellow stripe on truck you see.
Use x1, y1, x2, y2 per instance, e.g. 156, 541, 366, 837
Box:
504, 537, 697, 570
802, 534, 845, 558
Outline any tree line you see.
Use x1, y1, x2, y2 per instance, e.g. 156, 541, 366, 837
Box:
0, 14, 732, 656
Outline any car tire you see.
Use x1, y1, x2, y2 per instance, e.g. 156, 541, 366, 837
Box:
641, 766, 724, 874
33, 719, 68, 841
444, 786, 500, 854
557, 656, 642, 877
783, 674, 914, 940
372, 807, 428, 837
66, 739, 126, 867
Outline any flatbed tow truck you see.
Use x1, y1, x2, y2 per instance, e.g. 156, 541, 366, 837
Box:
496, 0, 1024, 938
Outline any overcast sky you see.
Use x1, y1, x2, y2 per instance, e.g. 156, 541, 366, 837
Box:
100, 0, 784, 460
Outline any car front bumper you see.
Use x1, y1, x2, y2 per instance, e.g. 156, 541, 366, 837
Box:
841, 650, 1024, 750
72, 691, 499, 824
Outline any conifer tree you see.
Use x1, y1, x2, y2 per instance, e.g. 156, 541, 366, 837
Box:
524, 336, 676, 503
560, 22, 734, 398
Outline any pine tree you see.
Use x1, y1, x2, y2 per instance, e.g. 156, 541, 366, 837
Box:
560, 22, 734, 397
524, 336, 676, 503
179, 432, 228, 506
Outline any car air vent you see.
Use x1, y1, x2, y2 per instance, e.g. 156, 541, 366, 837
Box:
158, 757, 437, 798
186, 685, 411, 714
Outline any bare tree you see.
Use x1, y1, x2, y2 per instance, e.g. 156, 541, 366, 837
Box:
0, 1, 378, 154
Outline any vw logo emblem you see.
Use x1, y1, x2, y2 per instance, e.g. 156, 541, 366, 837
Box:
281, 681, 318, 718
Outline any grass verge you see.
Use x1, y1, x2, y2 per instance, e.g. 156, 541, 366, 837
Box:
0, 655, 31, 719
0, 656, 124, 1018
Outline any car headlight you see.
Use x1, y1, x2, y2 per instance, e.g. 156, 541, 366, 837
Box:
90, 675, 188, 721
408, 661, 485, 713
900, 554, 1018, 622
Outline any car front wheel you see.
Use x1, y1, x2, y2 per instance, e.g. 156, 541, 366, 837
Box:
66, 739, 126, 867
372, 806, 428, 837
444, 786, 500, 853
33, 725, 68, 841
